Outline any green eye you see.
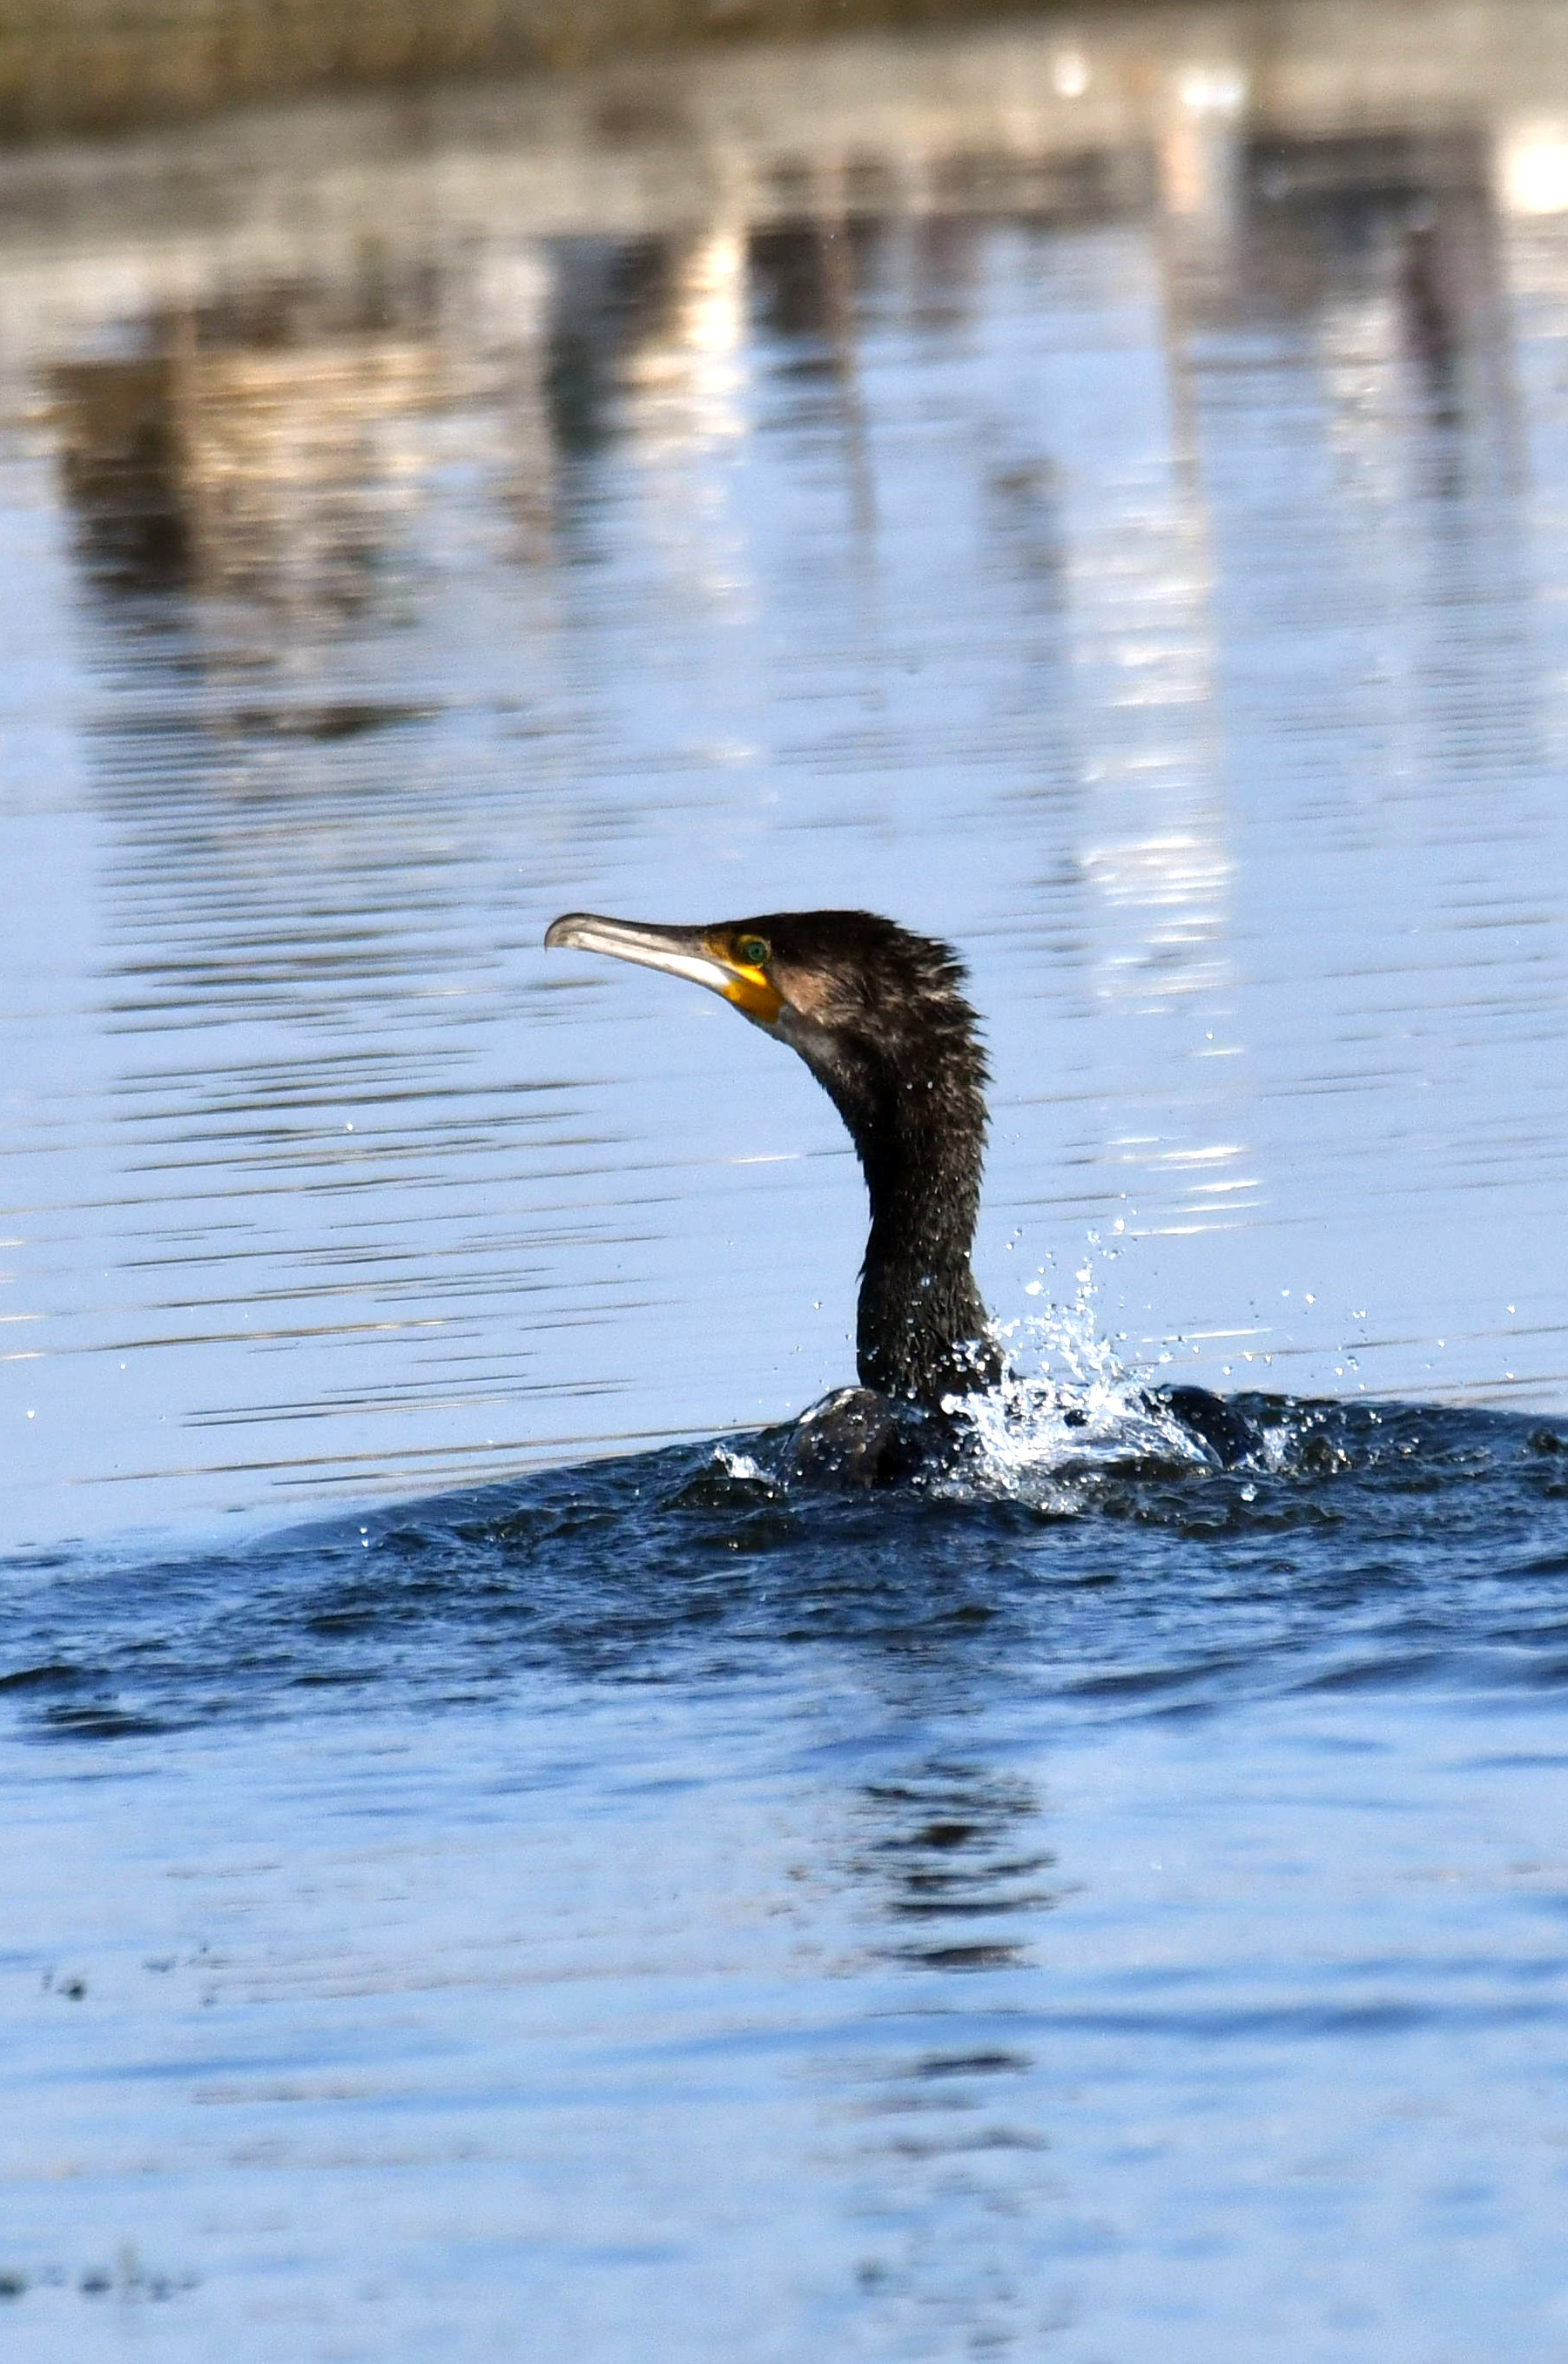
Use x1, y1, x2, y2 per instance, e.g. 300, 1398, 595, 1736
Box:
736, 935, 771, 969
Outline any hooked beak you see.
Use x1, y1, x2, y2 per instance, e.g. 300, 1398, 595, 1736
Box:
544, 913, 784, 1029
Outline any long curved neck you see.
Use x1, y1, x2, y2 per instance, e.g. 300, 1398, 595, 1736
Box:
835, 1067, 999, 1407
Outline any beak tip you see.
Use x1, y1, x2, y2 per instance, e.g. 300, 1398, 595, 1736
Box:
544, 913, 588, 952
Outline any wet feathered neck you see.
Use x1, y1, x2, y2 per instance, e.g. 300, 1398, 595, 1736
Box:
789, 963, 999, 1406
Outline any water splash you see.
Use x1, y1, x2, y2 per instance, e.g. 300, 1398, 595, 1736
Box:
939, 1233, 1198, 1497
712, 1444, 771, 1485
946, 1323, 1208, 1510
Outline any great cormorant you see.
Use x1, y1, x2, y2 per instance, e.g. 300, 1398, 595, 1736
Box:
544, 907, 1252, 1479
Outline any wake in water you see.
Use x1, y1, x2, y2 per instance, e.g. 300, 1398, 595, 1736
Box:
2, 1375, 1562, 1747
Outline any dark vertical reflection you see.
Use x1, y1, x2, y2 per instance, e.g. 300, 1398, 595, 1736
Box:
750, 204, 881, 543
52, 350, 192, 592
1392, 181, 1516, 450
804, 1732, 1066, 2358
749, 219, 847, 353
853, 1759, 1060, 1973
905, 207, 988, 335
547, 234, 677, 456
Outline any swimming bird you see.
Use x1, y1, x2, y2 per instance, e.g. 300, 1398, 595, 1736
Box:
544, 908, 1251, 1479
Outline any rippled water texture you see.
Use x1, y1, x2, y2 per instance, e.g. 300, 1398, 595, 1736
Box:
4, 5, 1568, 2355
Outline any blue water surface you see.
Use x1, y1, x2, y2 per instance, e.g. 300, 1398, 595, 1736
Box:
4, 6, 1568, 2354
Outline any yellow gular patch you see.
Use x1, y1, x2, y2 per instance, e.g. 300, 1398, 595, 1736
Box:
710, 939, 785, 1027
721, 968, 785, 1027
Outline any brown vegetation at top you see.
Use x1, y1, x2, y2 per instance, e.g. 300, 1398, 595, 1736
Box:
0, 0, 1060, 142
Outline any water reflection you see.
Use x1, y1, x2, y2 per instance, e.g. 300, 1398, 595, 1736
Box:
5, 4, 1568, 1548
56, 280, 473, 621
854, 1760, 1060, 1973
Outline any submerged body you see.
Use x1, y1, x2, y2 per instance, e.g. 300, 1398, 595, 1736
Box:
545, 908, 1251, 1478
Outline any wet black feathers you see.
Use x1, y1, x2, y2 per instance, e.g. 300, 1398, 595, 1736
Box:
726, 910, 998, 1406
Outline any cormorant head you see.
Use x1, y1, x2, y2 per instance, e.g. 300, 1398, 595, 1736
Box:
546, 907, 997, 1402
543, 908, 986, 1128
